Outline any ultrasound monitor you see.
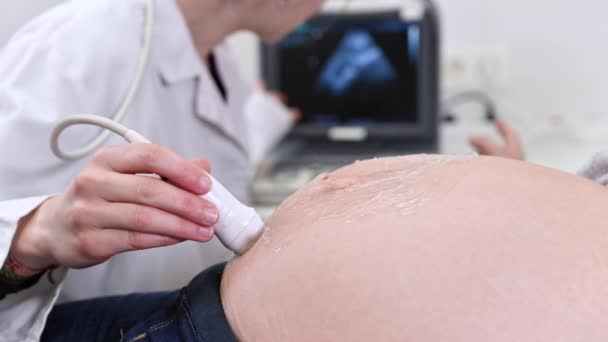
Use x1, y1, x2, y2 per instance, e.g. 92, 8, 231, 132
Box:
261, 9, 439, 144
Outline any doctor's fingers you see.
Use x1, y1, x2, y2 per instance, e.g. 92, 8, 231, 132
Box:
289, 108, 302, 123
191, 158, 212, 173
91, 144, 213, 196
84, 228, 183, 261
94, 173, 219, 228
86, 202, 216, 243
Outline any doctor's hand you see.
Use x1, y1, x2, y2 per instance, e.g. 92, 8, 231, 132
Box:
469, 119, 525, 161
10, 144, 219, 270
257, 81, 302, 123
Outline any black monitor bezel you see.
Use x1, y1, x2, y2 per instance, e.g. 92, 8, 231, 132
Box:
261, 9, 439, 144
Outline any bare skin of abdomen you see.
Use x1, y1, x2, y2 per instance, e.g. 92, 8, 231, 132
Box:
221, 155, 608, 341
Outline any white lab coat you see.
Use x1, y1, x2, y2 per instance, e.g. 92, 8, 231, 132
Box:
0, 0, 291, 340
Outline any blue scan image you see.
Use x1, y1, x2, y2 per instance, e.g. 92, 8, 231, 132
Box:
317, 30, 397, 97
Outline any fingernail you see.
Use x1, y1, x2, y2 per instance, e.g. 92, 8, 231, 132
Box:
202, 207, 219, 226
200, 174, 213, 192
199, 227, 214, 240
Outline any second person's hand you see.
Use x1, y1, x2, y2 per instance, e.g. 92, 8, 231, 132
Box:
469, 119, 525, 161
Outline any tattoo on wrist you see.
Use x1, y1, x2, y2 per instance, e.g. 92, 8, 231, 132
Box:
1, 254, 52, 283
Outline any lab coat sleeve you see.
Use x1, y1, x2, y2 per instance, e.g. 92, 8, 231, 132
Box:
0, 2, 141, 340
577, 151, 608, 186
0, 197, 68, 342
244, 90, 294, 165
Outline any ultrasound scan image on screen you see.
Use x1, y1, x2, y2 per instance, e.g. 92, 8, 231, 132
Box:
276, 17, 420, 126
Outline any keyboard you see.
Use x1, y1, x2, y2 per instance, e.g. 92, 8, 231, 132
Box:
251, 142, 435, 205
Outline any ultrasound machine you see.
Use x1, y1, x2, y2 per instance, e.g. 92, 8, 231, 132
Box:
252, 2, 441, 204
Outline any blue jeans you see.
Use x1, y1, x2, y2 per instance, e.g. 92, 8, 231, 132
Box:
41, 263, 236, 342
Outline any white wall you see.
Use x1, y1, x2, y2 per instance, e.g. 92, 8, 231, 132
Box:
3, 0, 608, 168
229, 0, 608, 171
231, 0, 608, 122
434, 0, 608, 169
5, 0, 606, 122
438, 0, 608, 119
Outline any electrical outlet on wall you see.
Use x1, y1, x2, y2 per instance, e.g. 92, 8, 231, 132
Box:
442, 46, 511, 95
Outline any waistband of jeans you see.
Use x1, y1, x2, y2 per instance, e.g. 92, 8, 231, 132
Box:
183, 262, 237, 342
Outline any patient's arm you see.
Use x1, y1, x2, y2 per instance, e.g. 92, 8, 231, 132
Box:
222, 155, 608, 342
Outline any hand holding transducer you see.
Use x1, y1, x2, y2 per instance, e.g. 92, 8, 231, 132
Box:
9, 143, 219, 270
